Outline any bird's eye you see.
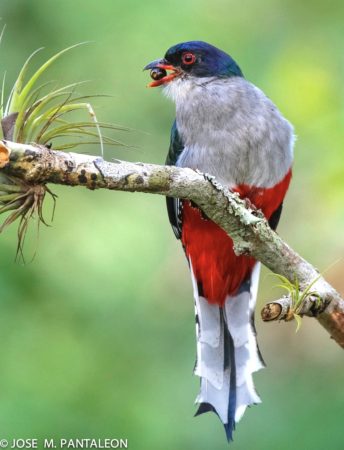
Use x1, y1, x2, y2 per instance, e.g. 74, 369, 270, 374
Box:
182, 52, 196, 65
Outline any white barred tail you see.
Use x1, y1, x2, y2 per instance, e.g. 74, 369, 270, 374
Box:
190, 261, 264, 441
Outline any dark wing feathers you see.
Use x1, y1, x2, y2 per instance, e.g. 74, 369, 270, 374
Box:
165, 120, 184, 165
166, 120, 185, 239
268, 202, 283, 231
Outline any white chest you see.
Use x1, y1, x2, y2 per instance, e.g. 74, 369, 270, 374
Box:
165, 77, 294, 188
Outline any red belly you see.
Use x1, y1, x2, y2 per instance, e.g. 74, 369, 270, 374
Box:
181, 170, 292, 306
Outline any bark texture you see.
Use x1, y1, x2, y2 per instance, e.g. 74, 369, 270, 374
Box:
1, 140, 343, 348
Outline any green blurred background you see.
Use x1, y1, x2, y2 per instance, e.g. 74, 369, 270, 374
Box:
0, 0, 343, 449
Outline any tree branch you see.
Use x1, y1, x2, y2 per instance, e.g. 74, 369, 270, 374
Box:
1, 139, 343, 348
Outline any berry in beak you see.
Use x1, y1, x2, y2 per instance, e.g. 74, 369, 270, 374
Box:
144, 59, 181, 87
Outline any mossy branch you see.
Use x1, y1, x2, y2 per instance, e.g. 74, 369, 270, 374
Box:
0, 139, 343, 348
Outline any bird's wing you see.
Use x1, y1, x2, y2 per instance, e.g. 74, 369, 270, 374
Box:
268, 202, 283, 230
165, 120, 185, 239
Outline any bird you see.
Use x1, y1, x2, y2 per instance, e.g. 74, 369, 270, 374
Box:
144, 41, 294, 442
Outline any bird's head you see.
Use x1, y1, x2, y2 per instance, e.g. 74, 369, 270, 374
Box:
144, 41, 243, 87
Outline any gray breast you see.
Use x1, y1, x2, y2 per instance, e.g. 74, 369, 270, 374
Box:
166, 77, 294, 188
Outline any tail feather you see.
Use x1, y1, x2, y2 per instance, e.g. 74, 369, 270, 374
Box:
190, 260, 264, 441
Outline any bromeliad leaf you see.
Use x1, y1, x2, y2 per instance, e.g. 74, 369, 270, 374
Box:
271, 272, 325, 332
0, 39, 126, 260
1, 41, 125, 152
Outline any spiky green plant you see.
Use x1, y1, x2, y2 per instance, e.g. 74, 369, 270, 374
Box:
0, 36, 124, 261
272, 273, 322, 331
0, 42, 123, 149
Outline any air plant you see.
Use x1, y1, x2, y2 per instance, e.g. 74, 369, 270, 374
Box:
0, 35, 123, 261
0, 173, 57, 261
272, 273, 322, 331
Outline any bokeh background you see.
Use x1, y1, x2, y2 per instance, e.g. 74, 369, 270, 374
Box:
0, 1, 343, 449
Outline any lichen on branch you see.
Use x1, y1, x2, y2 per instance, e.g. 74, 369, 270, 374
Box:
0, 139, 343, 348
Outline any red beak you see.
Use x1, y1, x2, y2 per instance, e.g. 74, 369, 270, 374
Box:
144, 59, 181, 87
